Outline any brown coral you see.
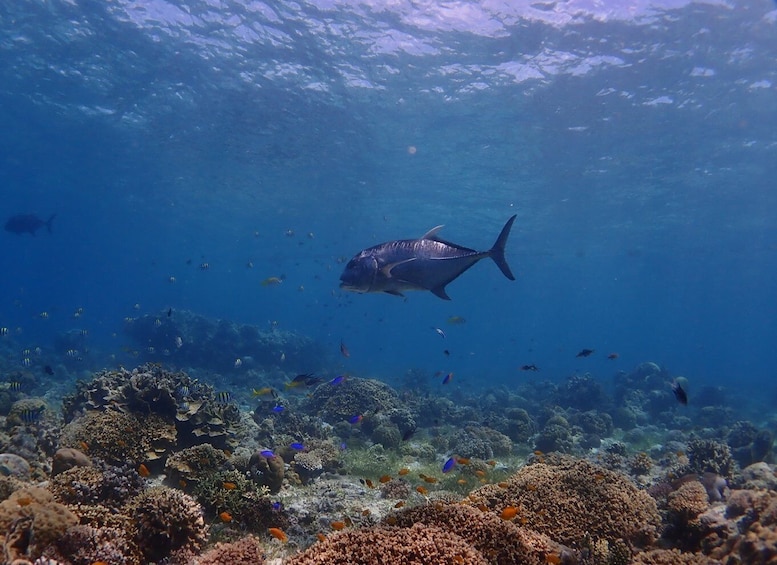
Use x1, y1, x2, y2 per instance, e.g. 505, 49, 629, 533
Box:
386, 501, 573, 565
465, 457, 661, 548
667, 481, 709, 523
128, 486, 208, 563
59, 410, 176, 466
195, 535, 265, 564
0, 487, 78, 560
286, 523, 488, 565
631, 548, 721, 564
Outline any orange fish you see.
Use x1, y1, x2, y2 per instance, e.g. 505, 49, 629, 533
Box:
379, 475, 392, 483
546, 553, 562, 565
423, 476, 438, 484
179, 479, 188, 489
331, 521, 346, 531
394, 501, 405, 508
137, 464, 151, 478
500, 506, 519, 520
222, 482, 237, 490
361, 509, 371, 516
78, 441, 89, 452
92, 562, 109, 565
268, 527, 288, 542
477, 504, 489, 512
486, 460, 497, 466
416, 485, 428, 495
456, 457, 471, 465
533, 450, 544, 456
474, 470, 486, 477
316, 533, 327, 542
497, 481, 509, 489
457, 479, 467, 485
398, 468, 410, 476
219, 511, 232, 522
364, 479, 374, 488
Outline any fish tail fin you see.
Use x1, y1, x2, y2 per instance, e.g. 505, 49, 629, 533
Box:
489, 214, 516, 280
45, 214, 56, 234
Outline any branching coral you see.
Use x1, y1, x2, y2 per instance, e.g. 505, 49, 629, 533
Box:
464, 457, 661, 549
194, 535, 266, 564
286, 523, 489, 565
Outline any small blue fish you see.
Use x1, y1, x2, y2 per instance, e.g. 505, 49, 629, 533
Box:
348, 414, 363, 424
272, 405, 285, 413
442, 372, 453, 385
339, 442, 347, 451
290, 442, 305, 450
329, 375, 346, 385
442, 457, 456, 474
216, 391, 232, 404
260, 449, 275, 458
272, 501, 282, 511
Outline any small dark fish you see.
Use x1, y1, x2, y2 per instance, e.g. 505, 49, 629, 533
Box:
216, 391, 232, 404
4, 213, 56, 236
339, 215, 516, 300
607, 353, 619, 360
20, 406, 45, 424
43, 365, 54, 376
340, 340, 350, 358
167, 308, 172, 317
671, 379, 688, 406
8, 382, 22, 391
443, 349, 450, 356
402, 429, 415, 441
520, 364, 539, 371
576, 349, 595, 357
285, 373, 322, 388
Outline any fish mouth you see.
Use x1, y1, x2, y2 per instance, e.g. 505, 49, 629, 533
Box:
339, 282, 364, 293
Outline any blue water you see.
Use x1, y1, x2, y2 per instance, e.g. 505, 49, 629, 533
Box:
0, 0, 775, 407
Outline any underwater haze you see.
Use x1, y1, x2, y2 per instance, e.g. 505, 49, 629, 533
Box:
1, 0, 776, 398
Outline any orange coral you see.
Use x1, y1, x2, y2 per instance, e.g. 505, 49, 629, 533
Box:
667, 481, 709, 523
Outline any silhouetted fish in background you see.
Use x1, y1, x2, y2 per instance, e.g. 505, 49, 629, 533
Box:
340, 215, 516, 300
4, 214, 56, 236
671, 379, 688, 405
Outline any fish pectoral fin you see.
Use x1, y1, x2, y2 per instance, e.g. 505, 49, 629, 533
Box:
430, 285, 452, 300
383, 290, 405, 297
381, 258, 416, 278
420, 225, 444, 240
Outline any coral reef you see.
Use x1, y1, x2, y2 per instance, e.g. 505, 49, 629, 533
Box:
465, 457, 661, 548
286, 523, 490, 565
448, 425, 512, 459
50, 460, 144, 508
686, 439, 736, 478
195, 535, 265, 564
127, 486, 208, 563
59, 410, 176, 467
44, 524, 141, 565
249, 450, 285, 493
534, 414, 573, 453
0, 487, 79, 560
51, 447, 91, 476
61, 364, 241, 451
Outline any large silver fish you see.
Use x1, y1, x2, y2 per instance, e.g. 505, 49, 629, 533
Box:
339, 215, 516, 300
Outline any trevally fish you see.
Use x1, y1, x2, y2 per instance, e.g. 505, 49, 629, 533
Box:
4, 213, 56, 236
340, 215, 516, 300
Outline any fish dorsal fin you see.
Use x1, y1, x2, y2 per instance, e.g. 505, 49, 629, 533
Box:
420, 225, 444, 240
430, 285, 451, 300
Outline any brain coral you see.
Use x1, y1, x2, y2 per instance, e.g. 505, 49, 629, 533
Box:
0, 487, 78, 560
465, 457, 661, 548
286, 523, 489, 565
195, 535, 265, 565
128, 486, 208, 563
386, 501, 574, 565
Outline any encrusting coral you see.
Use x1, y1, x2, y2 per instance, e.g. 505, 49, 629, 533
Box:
0, 487, 78, 560
194, 535, 266, 565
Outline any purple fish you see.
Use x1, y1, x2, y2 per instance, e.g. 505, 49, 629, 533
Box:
272, 501, 282, 511
290, 442, 305, 450
329, 375, 346, 385
260, 449, 275, 458
442, 457, 456, 474
442, 372, 453, 385
272, 405, 285, 413
348, 414, 363, 424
